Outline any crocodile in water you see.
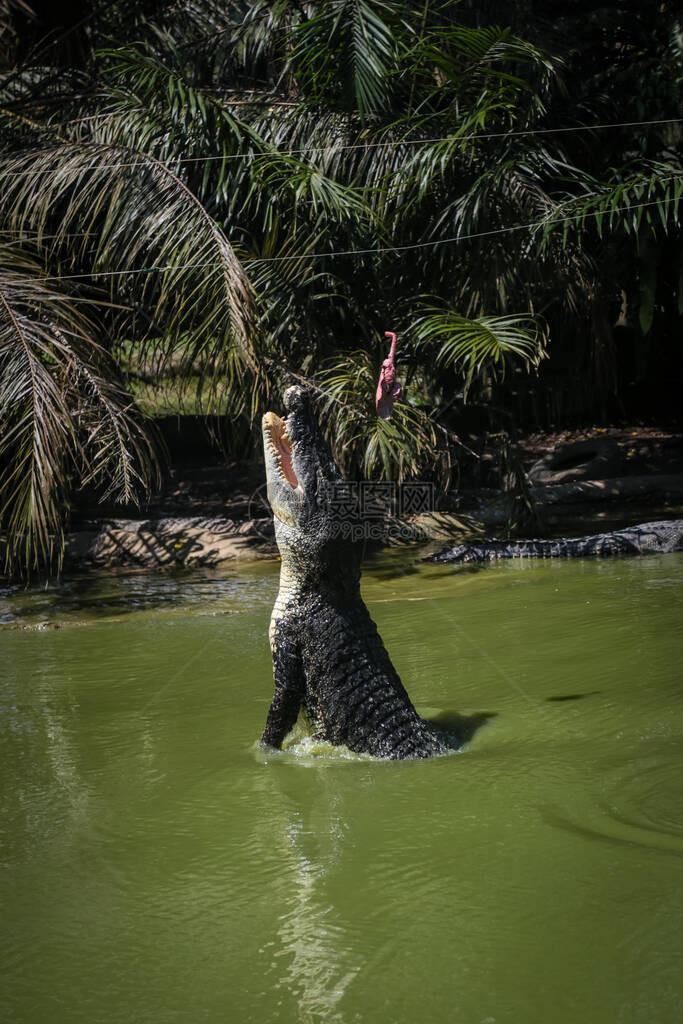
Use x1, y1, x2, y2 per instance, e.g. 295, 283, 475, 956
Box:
428, 520, 683, 563
260, 386, 449, 759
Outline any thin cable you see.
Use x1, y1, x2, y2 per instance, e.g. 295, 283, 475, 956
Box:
0, 231, 92, 239
9, 195, 680, 284
141, 116, 683, 161
1, 117, 680, 177
245, 192, 680, 264
1, 176, 679, 249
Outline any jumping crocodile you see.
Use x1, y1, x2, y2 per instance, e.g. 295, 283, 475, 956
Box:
428, 520, 683, 563
260, 385, 449, 759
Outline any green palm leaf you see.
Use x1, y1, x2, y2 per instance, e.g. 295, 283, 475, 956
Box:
287, 0, 400, 118
317, 348, 442, 481
0, 139, 255, 384
540, 161, 683, 244
411, 303, 546, 395
0, 247, 158, 572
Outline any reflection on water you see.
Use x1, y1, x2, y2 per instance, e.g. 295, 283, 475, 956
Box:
0, 563, 279, 626
1, 552, 682, 1023
271, 776, 359, 1023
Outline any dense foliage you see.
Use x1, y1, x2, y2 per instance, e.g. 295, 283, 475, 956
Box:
0, 0, 681, 569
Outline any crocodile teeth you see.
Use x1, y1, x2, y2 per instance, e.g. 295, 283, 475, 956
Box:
264, 412, 299, 489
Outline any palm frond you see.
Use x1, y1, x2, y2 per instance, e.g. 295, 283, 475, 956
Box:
540, 161, 683, 244
287, 0, 400, 118
0, 139, 255, 384
94, 40, 269, 166
411, 303, 546, 396
0, 0, 36, 65
246, 149, 372, 227
0, 247, 158, 572
316, 348, 443, 481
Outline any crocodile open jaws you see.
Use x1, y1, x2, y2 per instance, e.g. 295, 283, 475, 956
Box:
260, 386, 449, 759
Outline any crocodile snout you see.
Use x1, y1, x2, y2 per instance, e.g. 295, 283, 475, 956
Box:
284, 385, 311, 412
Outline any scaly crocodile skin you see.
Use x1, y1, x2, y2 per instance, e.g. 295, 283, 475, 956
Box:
429, 520, 683, 564
260, 386, 449, 759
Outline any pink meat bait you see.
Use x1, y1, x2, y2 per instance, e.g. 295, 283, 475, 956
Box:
375, 331, 402, 420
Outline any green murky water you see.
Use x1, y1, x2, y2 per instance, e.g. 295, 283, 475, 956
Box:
1, 552, 682, 1023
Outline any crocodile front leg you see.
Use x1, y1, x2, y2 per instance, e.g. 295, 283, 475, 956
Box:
261, 619, 304, 749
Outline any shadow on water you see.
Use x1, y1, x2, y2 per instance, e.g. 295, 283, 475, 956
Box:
363, 547, 488, 582
360, 547, 422, 581
546, 691, 600, 703
427, 709, 497, 749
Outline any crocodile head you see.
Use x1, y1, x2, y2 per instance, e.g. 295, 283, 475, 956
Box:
262, 385, 361, 590
262, 386, 358, 588
262, 385, 339, 525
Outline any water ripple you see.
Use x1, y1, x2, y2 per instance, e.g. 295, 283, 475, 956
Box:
545, 751, 683, 856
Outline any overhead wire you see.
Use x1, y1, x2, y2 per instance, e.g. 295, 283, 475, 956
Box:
5, 194, 680, 284
0, 117, 680, 177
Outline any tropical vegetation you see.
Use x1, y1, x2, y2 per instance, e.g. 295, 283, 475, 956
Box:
0, 0, 681, 571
